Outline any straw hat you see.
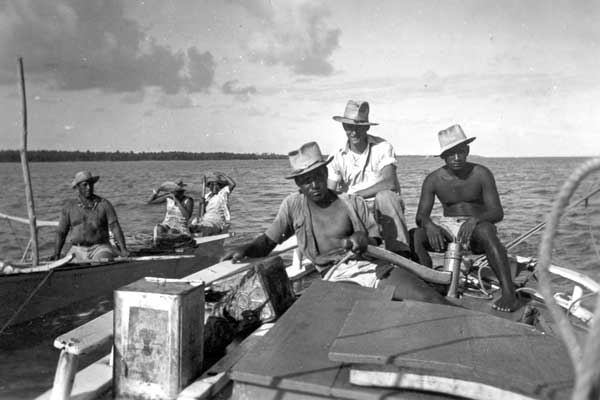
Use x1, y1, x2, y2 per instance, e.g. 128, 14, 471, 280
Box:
332, 100, 378, 126
285, 142, 332, 179
438, 124, 476, 156
71, 171, 99, 188
160, 179, 187, 193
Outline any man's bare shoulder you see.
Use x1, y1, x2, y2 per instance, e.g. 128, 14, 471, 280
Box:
424, 166, 447, 182
470, 163, 495, 178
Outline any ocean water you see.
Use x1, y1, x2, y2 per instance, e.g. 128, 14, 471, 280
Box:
0, 157, 599, 398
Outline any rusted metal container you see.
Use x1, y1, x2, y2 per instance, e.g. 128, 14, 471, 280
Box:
114, 277, 204, 400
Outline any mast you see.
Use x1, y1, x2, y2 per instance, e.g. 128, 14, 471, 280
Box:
18, 57, 39, 265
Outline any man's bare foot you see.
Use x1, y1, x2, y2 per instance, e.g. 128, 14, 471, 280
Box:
492, 294, 521, 313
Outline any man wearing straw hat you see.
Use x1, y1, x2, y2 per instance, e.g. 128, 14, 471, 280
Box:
222, 142, 450, 304
148, 178, 195, 239
327, 100, 410, 257
50, 171, 129, 262
412, 124, 519, 312
189, 172, 236, 237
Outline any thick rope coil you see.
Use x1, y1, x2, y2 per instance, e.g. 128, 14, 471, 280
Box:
535, 157, 600, 400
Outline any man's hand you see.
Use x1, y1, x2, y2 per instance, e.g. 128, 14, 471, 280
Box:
221, 247, 247, 263
48, 253, 60, 261
424, 221, 446, 252
343, 231, 369, 254
457, 217, 479, 250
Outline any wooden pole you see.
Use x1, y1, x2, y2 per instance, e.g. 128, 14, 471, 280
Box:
18, 57, 39, 266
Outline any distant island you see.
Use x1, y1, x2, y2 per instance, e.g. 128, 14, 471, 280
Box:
0, 150, 287, 162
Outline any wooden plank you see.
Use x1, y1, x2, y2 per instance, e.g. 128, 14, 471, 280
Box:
230, 280, 394, 397
328, 300, 574, 400
53, 312, 113, 355
349, 364, 536, 400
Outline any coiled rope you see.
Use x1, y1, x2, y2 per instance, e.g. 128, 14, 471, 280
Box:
535, 157, 600, 400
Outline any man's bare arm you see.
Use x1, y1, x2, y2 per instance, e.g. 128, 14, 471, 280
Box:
475, 165, 504, 223
353, 164, 398, 198
416, 173, 446, 252
221, 233, 277, 262
109, 221, 129, 256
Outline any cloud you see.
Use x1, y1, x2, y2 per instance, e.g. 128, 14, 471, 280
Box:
233, 0, 340, 75
0, 0, 216, 93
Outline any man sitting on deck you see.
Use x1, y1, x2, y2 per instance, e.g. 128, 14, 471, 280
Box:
222, 141, 450, 304
148, 178, 194, 240
50, 170, 129, 262
189, 172, 236, 237
327, 100, 410, 257
411, 124, 520, 312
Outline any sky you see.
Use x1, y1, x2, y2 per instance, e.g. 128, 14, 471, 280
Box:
0, 0, 598, 157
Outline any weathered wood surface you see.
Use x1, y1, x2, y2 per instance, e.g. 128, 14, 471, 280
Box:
328, 300, 574, 400
230, 281, 461, 400
53, 312, 113, 355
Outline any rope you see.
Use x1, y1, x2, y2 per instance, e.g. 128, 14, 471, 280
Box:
0, 268, 55, 335
534, 157, 600, 400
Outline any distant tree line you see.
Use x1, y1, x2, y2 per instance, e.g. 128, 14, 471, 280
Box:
0, 150, 287, 162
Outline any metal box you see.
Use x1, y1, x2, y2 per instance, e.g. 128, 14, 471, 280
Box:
114, 277, 204, 399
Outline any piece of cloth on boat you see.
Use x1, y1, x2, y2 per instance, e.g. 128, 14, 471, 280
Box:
67, 243, 116, 262
327, 134, 409, 253
265, 191, 379, 266
57, 196, 118, 247
160, 197, 191, 235
432, 216, 491, 252
190, 185, 231, 233
322, 258, 394, 288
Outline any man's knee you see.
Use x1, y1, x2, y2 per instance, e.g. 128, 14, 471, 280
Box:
374, 190, 405, 215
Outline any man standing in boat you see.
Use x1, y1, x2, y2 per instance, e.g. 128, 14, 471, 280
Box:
411, 124, 519, 312
50, 171, 129, 262
148, 179, 194, 239
327, 100, 410, 257
222, 142, 449, 304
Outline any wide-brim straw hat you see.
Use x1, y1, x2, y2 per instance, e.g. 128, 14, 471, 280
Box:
332, 100, 378, 126
438, 124, 476, 156
71, 171, 100, 188
160, 179, 187, 193
205, 172, 227, 185
285, 141, 332, 179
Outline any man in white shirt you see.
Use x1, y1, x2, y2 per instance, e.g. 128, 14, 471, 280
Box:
327, 100, 410, 256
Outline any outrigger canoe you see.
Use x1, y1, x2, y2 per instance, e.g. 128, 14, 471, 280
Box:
0, 233, 229, 330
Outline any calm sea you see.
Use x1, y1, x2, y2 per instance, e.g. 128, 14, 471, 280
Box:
0, 157, 599, 398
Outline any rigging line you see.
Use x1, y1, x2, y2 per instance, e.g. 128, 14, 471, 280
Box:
0, 268, 55, 335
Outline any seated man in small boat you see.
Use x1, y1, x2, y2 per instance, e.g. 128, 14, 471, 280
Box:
50, 171, 129, 262
327, 100, 410, 257
411, 124, 519, 312
148, 179, 194, 239
222, 142, 450, 304
189, 172, 236, 237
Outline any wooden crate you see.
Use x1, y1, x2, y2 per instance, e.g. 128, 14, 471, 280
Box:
114, 277, 205, 400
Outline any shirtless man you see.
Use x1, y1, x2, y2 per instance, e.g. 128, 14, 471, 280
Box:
148, 178, 194, 237
51, 170, 129, 262
412, 125, 519, 312
222, 141, 449, 304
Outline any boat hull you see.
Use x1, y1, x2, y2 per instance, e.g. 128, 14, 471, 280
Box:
0, 238, 226, 328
